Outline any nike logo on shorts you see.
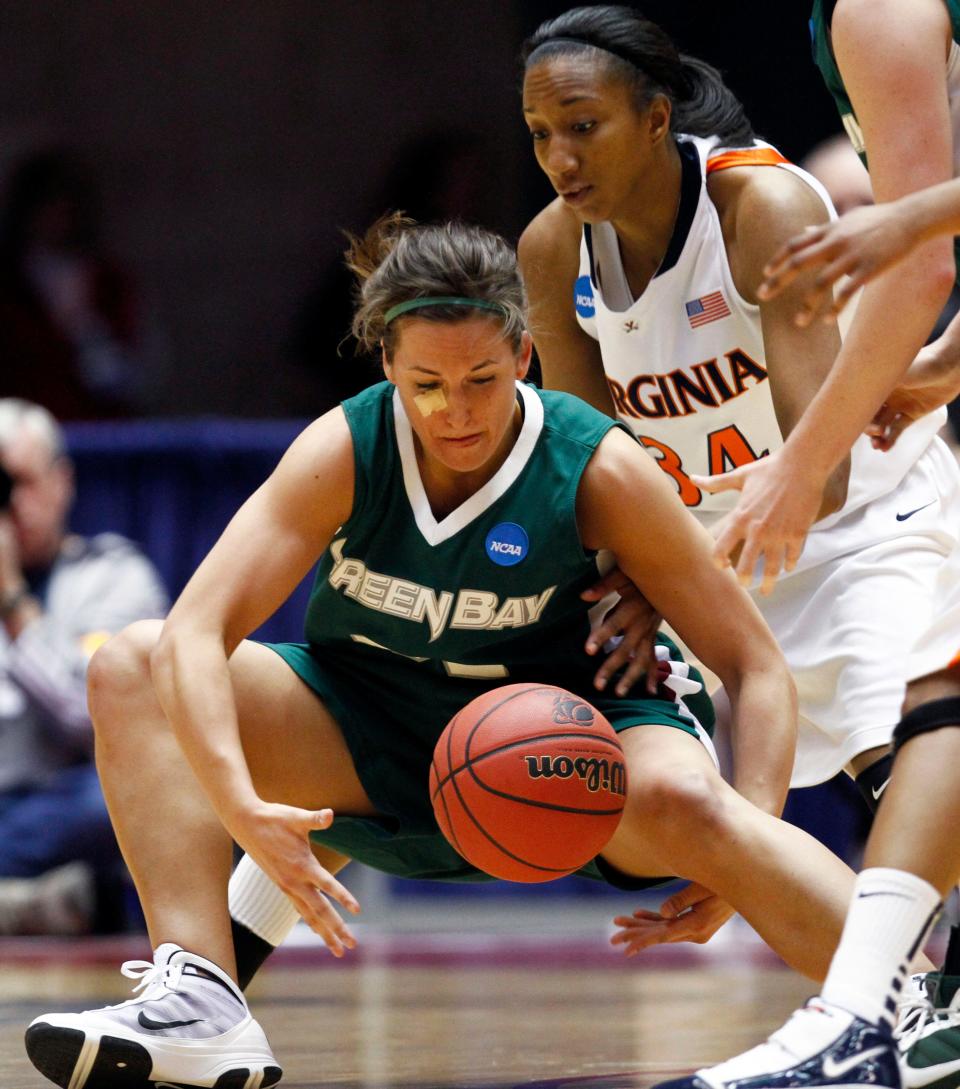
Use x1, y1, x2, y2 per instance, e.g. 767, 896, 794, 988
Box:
872, 778, 890, 801
896, 500, 937, 521
137, 1011, 204, 1030
821, 1046, 887, 1077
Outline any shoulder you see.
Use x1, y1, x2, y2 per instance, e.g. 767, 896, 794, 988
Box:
709, 165, 830, 299
829, 0, 952, 118
831, 0, 950, 46
278, 404, 355, 480
710, 164, 830, 245
575, 427, 667, 550
518, 198, 582, 281
538, 387, 620, 444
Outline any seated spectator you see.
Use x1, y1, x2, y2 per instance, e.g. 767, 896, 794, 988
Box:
0, 399, 168, 933
0, 150, 145, 419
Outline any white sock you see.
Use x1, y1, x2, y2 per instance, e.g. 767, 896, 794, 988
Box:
822, 867, 942, 1027
228, 854, 300, 947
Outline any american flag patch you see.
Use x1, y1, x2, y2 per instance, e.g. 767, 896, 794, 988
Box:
685, 290, 731, 328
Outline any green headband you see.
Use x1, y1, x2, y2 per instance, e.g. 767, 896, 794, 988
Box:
383, 296, 505, 325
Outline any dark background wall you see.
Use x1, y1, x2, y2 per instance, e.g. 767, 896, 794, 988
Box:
1, 1, 842, 418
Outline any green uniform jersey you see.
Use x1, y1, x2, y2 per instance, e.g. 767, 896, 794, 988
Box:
810, 0, 960, 276
265, 380, 715, 886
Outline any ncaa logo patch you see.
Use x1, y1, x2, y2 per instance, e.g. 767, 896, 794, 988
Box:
485, 522, 529, 566
574, 274, 595, 319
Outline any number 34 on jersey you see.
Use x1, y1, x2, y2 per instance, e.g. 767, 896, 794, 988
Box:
604, 346, 774, 508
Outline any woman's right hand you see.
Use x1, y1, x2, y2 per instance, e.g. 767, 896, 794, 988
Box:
582, 565, 661, 696
229, 800, 361, 956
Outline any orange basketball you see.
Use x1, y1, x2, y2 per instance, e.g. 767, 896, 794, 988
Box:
429, 683, 628, 882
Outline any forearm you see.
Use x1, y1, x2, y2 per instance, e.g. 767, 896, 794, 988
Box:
782, 248, 953, 481
150, 629, 260, 825
724, 663, 797, 816
905, 178, 960, 247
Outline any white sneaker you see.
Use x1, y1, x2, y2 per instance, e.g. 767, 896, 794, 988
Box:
896, 973, 960, 1089
24, 943, 282, 1088
650, 998, 900, 1089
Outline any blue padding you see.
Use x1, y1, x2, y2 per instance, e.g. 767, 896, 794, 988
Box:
65, 418, 314, 643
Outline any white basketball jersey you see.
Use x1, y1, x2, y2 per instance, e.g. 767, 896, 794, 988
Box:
575, 134, 945, 568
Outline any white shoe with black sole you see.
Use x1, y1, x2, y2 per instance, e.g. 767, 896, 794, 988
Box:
24, 943, 282, 1089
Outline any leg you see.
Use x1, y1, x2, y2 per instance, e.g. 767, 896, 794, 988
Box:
849, 744, 895, 811
867, 667, 960, 890
601, 724, 854, 981
89, 620, 376, 980
649, 669, 960, 1089
824, 667, 960, 1026
26, 621, 375, 1089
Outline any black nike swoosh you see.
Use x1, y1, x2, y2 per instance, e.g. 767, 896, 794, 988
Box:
856, 891, 911, 900
896, 500, 937, 521
137, 1011, 204, 1030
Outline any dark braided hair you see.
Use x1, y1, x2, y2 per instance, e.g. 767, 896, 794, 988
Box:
521, 5, 755, 147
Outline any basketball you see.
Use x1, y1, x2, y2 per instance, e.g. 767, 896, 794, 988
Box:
429, 683, 628, 882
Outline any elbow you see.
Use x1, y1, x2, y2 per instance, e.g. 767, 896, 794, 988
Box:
752, 642, 797, 716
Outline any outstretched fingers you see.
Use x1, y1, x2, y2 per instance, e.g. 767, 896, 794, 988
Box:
611, 884, 735, 955
758, 224, 832, 300
239, 804, 362, 958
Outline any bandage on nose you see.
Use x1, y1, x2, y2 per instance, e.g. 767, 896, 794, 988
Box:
414, 388, 448, 416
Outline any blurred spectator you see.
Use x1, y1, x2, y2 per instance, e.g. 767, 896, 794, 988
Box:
288, 130, 495, 415
0, 399, 168, 933
801, 133, 874, 214
0, 150, 145, 419
803, 134, 960, 446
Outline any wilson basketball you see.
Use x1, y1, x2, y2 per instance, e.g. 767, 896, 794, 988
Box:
429, 683, 628, 882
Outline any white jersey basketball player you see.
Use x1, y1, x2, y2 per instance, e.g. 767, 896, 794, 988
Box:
517, 16, 960, 799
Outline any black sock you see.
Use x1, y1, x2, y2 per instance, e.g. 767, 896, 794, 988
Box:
231, 917, 277, 991
854, 751, 895, 813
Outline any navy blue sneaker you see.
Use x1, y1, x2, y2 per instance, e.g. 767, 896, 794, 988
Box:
652, 998, 901, 1089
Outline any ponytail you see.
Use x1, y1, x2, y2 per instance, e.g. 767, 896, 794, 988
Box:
522, 6, 754, 147
673, 55, 754, 144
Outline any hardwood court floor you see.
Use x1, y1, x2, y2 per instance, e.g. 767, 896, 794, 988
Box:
0, 915, 814, 1089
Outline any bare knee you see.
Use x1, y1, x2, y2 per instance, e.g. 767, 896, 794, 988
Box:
624, 762, 730, 848
88, 619, 164, 738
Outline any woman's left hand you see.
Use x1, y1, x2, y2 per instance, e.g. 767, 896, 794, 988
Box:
582, 566, 661, 696
610, 882, 736, 954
